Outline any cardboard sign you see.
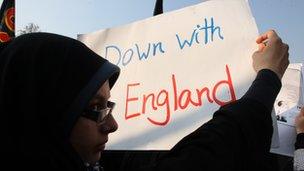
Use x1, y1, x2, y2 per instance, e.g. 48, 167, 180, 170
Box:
78, 0, 258, 150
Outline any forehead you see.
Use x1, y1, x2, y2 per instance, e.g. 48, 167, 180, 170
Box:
95, 80, 110, 100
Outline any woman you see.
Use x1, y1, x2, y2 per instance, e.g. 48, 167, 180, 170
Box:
0, 33, 120, 170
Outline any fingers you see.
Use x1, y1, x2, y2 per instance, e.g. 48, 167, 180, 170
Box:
256, 34, 268, 44
282, 43, 290, 63
258, 43, 266, 51
285, 44, 289, 52
256, 30, 279, 52
256, 30, 280, 44
283, 44, 289, 60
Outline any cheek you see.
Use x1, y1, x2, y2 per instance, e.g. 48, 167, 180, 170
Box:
70, 118, 106, 155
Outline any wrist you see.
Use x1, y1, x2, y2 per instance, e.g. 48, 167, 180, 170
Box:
263, 67, 282, 80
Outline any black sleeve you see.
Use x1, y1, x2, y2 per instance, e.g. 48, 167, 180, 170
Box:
242, 69, 281, 112
295, 133, 304, 150
139, 69, 281, 171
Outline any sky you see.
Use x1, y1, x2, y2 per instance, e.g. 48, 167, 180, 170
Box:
7, 0, 304, 63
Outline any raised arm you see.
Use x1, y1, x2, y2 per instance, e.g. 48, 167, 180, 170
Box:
142, 30, 289, 171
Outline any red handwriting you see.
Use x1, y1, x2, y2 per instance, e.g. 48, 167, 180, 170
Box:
125, 65, 236, 126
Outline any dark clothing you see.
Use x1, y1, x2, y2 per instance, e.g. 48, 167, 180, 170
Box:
295, 133, 304, 150
293, 133, 304, 170
0, 33, 120, 170
101, 70, 282, 171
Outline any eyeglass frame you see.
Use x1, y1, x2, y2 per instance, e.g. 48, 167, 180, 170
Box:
82, 101, 115, 125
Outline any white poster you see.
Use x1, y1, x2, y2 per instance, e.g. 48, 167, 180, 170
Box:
78, 0, 259, 150
274, 64, 302, 127
271, 63, 303, 157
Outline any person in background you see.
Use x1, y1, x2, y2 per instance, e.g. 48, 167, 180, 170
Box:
294, 107, 304, 170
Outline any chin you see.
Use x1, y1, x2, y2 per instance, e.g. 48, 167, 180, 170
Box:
88, 152, 101, 165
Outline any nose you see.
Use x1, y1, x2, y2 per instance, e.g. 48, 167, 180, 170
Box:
100, 114, 118, 133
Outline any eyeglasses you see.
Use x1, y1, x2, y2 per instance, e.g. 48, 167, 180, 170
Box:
82, 101, 115, 125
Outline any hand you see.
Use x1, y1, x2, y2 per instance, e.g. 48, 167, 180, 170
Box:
252, 30, 289, 79
295, 107, 304, 134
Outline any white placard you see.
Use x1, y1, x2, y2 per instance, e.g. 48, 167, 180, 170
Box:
78, 0, 259, 150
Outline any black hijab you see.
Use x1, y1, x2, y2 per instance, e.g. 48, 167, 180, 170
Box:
0, 33, 120, 170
